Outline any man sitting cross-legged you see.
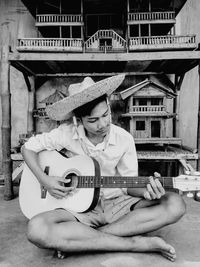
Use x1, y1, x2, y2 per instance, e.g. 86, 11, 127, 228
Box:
22, 74, 186, 261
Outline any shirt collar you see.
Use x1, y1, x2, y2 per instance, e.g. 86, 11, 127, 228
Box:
72, 124, 86, 140
72, 124, 116, 146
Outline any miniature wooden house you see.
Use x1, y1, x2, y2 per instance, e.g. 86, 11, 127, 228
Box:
33, 90, 66, 119
16, 0, 196, 53
120, 79, 181, 145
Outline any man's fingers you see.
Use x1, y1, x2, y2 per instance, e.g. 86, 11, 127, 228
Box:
52, 187, 75, 198
144, 190, 152, 200
57, 185, 75, 193
154, 178, 165, 195
148, 176, 162, 199
61, 178, 72, 184
154, 172, 161, 178
153, 172, 165, 194
147, 183, 156, 199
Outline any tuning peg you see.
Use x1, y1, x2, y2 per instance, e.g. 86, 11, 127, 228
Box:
186, 192, 194, 198
194, 191, 200, 202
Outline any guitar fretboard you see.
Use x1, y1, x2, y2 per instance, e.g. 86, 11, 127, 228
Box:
73, 176, 174, 189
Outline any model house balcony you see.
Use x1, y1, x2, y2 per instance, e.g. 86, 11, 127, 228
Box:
129, 35, 196, 51
17, 38, 83, 52
127, 11, 175, 24
130, 105, 166, 113
35, 14, 84, 26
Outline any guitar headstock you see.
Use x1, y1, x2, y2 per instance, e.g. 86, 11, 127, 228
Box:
173, 174, 200, 192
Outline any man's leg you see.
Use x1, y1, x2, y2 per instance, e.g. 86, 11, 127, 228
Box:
27, 192, 184, 261
99, 192, 185, 236
27, 209, 176, 261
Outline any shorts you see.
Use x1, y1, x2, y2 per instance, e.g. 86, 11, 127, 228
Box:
68, 195, 141, 228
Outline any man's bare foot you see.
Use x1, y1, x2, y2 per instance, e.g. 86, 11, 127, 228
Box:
131, 236, 176, 262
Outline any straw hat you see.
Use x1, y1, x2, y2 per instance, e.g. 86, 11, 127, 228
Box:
46, 74, 125, 121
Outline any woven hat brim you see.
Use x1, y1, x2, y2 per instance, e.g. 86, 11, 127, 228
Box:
46, 74, 125, 121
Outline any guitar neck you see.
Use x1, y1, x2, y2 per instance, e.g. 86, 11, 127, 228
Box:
75, 176, 174, 189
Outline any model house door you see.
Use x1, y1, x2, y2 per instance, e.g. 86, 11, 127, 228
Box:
151, 120, 160, 137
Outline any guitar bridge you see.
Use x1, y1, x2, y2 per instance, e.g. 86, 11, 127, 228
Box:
40, 166, 49, 199
41, 185, 47, 199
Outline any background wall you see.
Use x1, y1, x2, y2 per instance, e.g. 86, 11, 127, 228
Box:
0, 0, 37, 173
176, 0, 200, 150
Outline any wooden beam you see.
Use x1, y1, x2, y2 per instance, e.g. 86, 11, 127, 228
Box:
46, 61, 61, 73
0, 46, 14, 200
36, 71, 162, 77
23, 73, 31, 92
159, 74, 176, 89
9, 50, 200, 62
27, 78, 36, 134
177, 73, 185, 91
11, 61, 36, 76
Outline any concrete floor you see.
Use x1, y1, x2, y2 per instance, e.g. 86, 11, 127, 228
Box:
1, 186, 200, 267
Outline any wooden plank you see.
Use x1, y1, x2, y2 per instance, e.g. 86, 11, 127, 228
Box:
134, 137, 182, 145
8, 50, 200, 62
11, 151, 198, 161
0, 46, 14, 200
36, 72, 162, 77
137, 151, 198, 160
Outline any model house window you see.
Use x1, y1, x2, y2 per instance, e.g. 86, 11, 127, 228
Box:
151, 98, 161, 105
141, 24, 149, 36
130, 25, 139, 37
136, 121, 145, 131
138, 98, 147, 105
132, 98, 136, 106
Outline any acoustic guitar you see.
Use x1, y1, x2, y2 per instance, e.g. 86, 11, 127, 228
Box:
19, 150, 200, 219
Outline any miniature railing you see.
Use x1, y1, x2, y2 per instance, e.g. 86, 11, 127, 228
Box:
85, 29, 126, 52
99, 45, 113, 52
129, 35, 196, 50
130, 105, 166, 113
36, 14, 83, 25
17, 38, 83, 51
17, 35, 196, 53
128, 11, 175, 22
33, 108, 48, 118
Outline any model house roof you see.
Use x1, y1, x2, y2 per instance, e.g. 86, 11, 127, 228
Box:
40, 90, 66, 104
120, 78, 176, 100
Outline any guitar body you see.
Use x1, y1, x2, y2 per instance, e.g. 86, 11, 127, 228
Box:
19, 150, 100, 219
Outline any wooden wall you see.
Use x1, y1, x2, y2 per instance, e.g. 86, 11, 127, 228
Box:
175, 0, 200, 150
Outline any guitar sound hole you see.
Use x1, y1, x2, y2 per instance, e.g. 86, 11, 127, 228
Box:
64, 173, 78, 188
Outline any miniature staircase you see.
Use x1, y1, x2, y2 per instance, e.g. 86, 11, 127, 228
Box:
85, 29, 126, 51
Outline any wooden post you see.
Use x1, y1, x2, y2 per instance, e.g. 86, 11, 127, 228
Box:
0, 46, 14, 200
173, 73, 185, 137
59, 0, 62, 38
173, 75, 178, 137
127, 0, 130, 52
197, 64, 200, 170
27, 77, 36, 134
